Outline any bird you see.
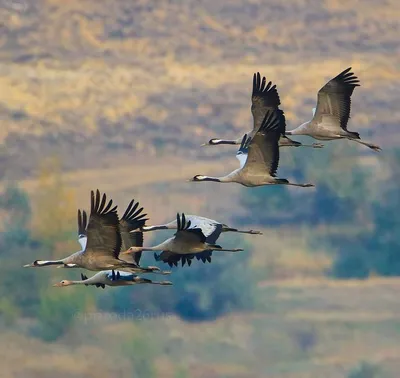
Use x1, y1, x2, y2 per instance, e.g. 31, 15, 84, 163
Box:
190, 109, 315, 187
121, 213, 243, 263
202, 72, 323, 149
53, 270, 173, 288
142, 215, 262, 267
285, 67, 381, 151
23, 190, 152, 272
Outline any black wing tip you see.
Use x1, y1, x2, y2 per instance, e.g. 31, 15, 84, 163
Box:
260, 109, 281, 132
90, 189, 118, 216
334, 67, 361, 87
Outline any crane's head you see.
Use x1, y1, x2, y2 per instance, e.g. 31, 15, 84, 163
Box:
53, 280, 74, 287
201, 139, 237, 146
188, 175, 221, 183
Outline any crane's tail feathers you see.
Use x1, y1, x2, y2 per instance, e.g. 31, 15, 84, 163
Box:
347, 131, 360, 139
209, 244, 222, 249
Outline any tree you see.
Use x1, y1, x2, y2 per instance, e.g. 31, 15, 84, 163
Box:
31, 157, 76, 250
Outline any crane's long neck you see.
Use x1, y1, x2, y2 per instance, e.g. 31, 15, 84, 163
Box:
211, 139, 238, 145
142, 225, 170, 232
194, 172, 238, 183
128, 239, 173, 253
222, 227, 262, 235
33, 259, 64, 267
285, 121, 311, 136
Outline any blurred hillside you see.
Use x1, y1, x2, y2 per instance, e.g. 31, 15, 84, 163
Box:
1, 1, 400, 378
0, 0, 399, 180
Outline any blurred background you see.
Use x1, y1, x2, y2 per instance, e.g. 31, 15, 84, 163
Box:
0, 0, 399, 377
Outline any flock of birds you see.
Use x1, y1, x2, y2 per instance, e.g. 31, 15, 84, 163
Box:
24, 67, 381, 289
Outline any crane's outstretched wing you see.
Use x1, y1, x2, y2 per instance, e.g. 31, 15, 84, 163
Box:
242, 109, 282, 177
154, 251, 212, 267
77, 209, 88, 251
119, 199, 148, 264
251, 72, 281, 133
312, 67, 360, 132
185, 215, 223, 240
174, 213, 207, 244
84, 190, 122, 259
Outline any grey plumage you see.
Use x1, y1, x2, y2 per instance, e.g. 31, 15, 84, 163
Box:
24, 190, 151, 272
121, 213, 243, 262
53, 270, 172, 288
191, 109, 315, 188
286, 67, 381, 151
202, 72, 323, 149
144, 215, 261, 267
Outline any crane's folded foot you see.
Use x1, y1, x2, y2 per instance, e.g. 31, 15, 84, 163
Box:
312, 143, 324, 148
301, 183, 315, 187
160, 281, 173, 285
160, 270, 172, 275
370, 145, 382, 152
249, 230, 263, 235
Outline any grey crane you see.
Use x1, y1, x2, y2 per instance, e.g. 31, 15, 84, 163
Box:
23, 190, 151, 272
121, 213, 243, 262
53, 270, 172, 288
285, 67, 381, 151
142, 215, 261, 267
202, 72, 323, 149
190, 109, 314, 187
60, 198, 167, 274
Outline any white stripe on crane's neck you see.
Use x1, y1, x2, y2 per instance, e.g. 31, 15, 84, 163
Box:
34, 260, 64, 266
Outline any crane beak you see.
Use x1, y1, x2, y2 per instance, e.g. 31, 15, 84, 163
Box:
52, 282, 62, 287
23, 263, 33, 267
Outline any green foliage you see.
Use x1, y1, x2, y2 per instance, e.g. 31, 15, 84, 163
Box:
0, 184, 47, 316
240, 143, 400, 280
99, 232, 258, 321
347, 361, 382, 378
0, 297, 20, 326
174, 366, 189, 378
123, 331, 158, 378
33, 287, 87, 342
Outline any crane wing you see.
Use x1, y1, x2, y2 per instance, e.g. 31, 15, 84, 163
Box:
242, 109, 282, 177
251, 72, 281, 133
84, 190, 122, 260
174, 213, 207, 244
312, 67, 360, 131
119, 199, 148, 264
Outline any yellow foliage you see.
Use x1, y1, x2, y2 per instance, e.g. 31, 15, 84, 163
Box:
31, 157, 76, 254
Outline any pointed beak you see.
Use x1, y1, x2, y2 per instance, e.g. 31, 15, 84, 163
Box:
200, 143, 209, 147
120, 250, 130, 255
23, 263, 33, 268
52, 283, 62, 287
